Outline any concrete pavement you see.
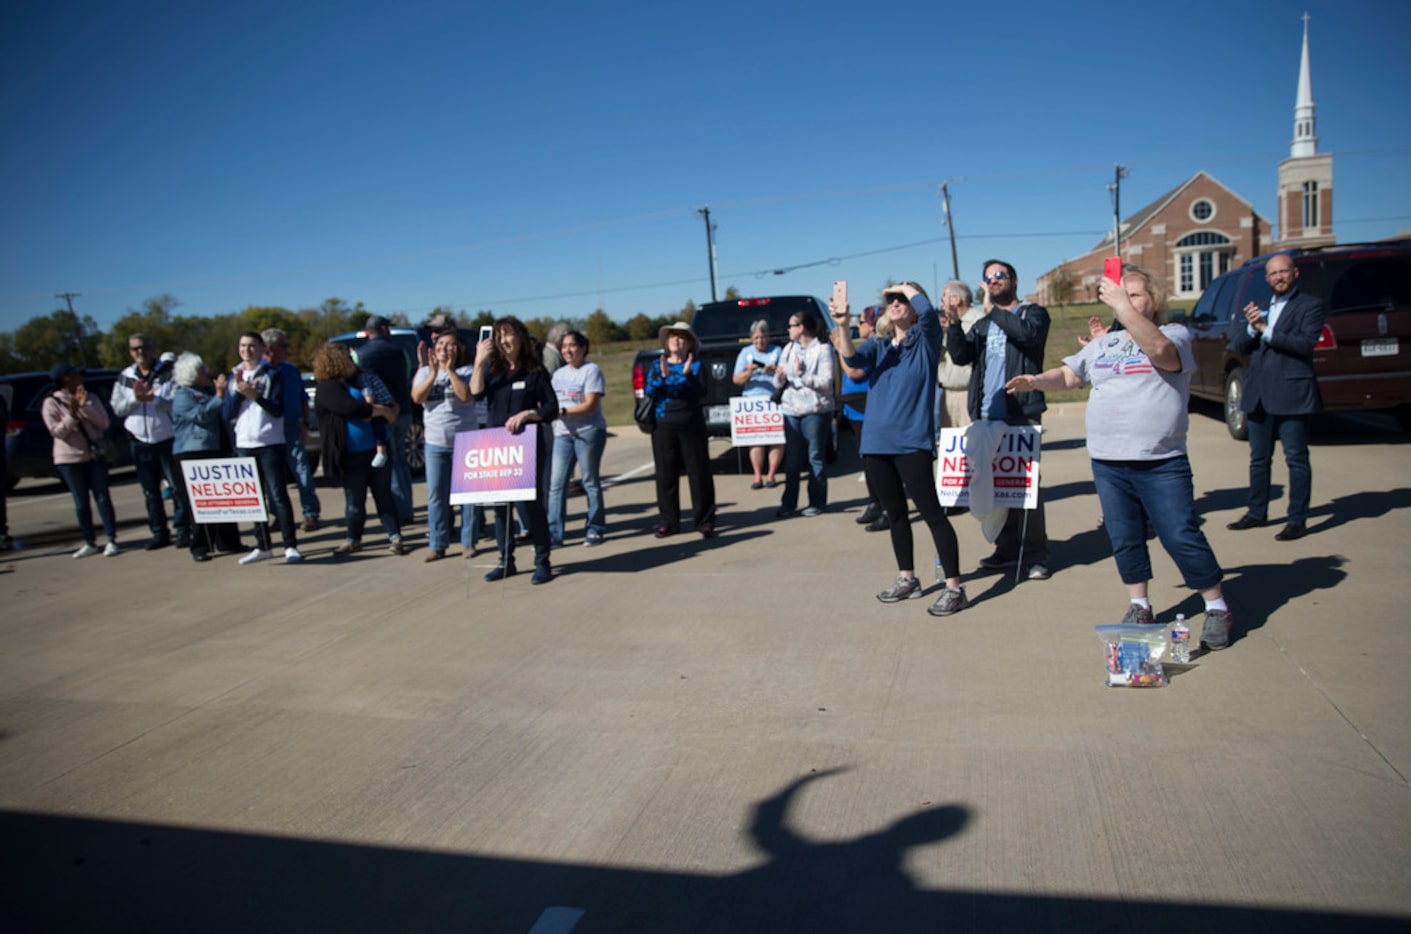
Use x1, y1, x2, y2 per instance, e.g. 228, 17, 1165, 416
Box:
1, 405, 1409, 932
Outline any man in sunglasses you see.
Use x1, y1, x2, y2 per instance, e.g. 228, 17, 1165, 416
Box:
945, 259, 1052, 580
111, 333, 190, 550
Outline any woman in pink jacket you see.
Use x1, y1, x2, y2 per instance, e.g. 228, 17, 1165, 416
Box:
40, 365, 120, 557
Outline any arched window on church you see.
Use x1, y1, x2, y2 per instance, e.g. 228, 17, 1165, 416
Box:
1303, 180, 1320, 229
1175, 231, 1233, 296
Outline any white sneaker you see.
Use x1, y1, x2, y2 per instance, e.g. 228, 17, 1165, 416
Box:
103, 542, 120, 557
239, 548, 273, 565
73, 543, 102, 559
283, 547, 304, 564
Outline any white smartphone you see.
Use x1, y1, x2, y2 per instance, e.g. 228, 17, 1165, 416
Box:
478, 325, 493, 343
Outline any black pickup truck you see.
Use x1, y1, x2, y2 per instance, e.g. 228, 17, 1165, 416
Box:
629, 294, 835, 462
630, 295, 839, 442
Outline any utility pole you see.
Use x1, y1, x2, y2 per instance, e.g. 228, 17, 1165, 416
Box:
1108, 165, 1130, 258
696, 207, 718, 302
55, 291, 87, 365
939, 182, 960, 281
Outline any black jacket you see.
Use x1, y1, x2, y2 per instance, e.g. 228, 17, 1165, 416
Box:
314, 379, 376, 481
947, 302, 1051, 423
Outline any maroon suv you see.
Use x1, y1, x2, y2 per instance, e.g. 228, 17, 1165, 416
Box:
1183, 240, 1411, 438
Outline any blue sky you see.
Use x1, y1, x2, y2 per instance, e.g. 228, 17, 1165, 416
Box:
3, 0, 1409, 334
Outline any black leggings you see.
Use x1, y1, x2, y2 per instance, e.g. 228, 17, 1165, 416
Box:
864, 451, 960, 578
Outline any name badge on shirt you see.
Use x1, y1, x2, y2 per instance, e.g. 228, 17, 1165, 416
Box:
512, 380, 526, 390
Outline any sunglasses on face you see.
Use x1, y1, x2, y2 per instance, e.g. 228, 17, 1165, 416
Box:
983, 271, 1010, 283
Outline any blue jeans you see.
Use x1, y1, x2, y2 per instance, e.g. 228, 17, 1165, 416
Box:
1245, 409, 1312, 526
341, 448, 401, 543
57, 460, 117, 545
1091, 456, 1222, 590
781, 412, 829, 512
238, 445, 298, 551
548, 427, 606, 543
131, 437, 189, 538
386, 413, 415, 521
284, 429, 321, 519
424, 443, 484, 552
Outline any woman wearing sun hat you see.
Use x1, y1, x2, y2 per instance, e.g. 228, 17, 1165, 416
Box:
643, 321, 716, 538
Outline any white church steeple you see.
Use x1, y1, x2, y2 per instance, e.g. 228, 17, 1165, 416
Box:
1291, 12, 1318, 159
1276, 12, 1334, 247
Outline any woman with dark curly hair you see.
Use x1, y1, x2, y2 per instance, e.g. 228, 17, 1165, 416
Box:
313, 343, 405, 557
469, 317, 559, 584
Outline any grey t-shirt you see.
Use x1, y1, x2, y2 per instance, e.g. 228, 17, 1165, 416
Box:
551, 362, 607, 436
1063, 324, 1196, 461
414, 365, 478, 448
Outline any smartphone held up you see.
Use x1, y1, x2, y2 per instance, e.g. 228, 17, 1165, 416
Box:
830, 280, 848, 322
1104, 256, 1123, 284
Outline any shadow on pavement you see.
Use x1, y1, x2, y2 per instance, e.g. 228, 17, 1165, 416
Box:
3, 767, 1403, 932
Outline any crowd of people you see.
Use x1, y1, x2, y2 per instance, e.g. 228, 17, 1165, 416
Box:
19, 252, 1327, 651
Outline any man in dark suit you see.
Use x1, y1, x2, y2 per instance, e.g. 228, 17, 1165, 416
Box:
1227, 252, 1325, 541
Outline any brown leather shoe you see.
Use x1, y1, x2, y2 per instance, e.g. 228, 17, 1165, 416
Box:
424, 549, 446, 562
301, 516, 319, 533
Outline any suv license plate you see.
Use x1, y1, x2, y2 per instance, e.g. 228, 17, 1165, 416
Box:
1361, 338, 1399, 357
707, 405, 730, 424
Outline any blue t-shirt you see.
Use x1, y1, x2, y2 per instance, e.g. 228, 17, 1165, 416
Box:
979, 324, 1009, 420
733, 344, 781, 398
344, 385, 376, 453
845, 309, 941, 455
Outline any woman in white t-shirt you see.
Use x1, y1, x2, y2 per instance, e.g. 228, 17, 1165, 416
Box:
1005, 265, 1231, 649
413, 331, 482, 561
548, 330, 608, 546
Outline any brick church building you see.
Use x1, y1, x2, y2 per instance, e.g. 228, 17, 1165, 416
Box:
1035, 17, 1333, 305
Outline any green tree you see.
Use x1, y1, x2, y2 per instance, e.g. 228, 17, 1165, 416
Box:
625, 313, 656, 341
1047, 268, 1075, 307
99, 295, 181, 367
13, 308, 103, 371
723, 286, 741, 301
584, 309, 621, 346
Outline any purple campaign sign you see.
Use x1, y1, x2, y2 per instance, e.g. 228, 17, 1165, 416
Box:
448, 426, 538, 505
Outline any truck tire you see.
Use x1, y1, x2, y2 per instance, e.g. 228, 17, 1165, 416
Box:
1224, 367, 1248, 441
404, 419, 426, 474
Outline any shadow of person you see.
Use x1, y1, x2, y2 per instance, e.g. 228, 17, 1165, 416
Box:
724, 767, 970, 930
1306, 488, 1411, 536
1171, 554, 1348, 649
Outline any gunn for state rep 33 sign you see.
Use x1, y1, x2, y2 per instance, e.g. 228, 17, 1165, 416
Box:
449, 426, 538, 505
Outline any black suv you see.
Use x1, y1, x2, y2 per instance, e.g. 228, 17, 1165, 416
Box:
1183, 240, 1411, 438
3, 370, 131, 488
